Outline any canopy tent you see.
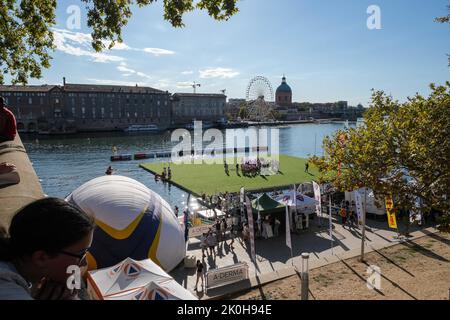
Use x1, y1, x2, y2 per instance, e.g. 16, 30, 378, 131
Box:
274, 192, 318, 215
87, 257, 197, 300
105, 280, 197, 300
251, 193, 286, 216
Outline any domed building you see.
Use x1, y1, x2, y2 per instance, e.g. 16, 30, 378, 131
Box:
276, 76, 292, 106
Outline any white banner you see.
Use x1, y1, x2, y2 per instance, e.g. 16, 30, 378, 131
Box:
329, 197, 333, 242
245, 195, 256, 262
292, 184, 298, 228
355, 189, 364, 224
285, 205, 292, 249
188, 224, 214, 238
206, 263, 249, 290
313, 181, 322, 217
240, 187, 245, 204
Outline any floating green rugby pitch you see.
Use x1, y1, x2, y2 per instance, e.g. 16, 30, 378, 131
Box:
140, 154, 318, 196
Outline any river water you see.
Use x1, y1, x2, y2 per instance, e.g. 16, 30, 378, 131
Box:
22, 123, 349, 209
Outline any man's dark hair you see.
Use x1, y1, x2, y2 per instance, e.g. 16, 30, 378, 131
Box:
0, 96, 5, 107
0, 198, 96, 260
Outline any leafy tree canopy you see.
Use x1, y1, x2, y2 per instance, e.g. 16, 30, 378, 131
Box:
0, 0, 239, 84
311, 83, 450, 224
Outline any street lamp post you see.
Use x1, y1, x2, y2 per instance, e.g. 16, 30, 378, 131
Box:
301, 252, 310, 300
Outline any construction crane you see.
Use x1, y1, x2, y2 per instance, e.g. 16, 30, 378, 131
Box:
192, 82, 201, 94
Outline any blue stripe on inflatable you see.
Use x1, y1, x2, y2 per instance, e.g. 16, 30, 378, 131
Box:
89, 209, 161, 269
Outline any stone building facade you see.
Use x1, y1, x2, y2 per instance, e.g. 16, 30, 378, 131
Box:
171, 93, 227, 126
0, 81, 171, 134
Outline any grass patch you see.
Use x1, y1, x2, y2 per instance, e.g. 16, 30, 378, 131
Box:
140, 154, 318, 195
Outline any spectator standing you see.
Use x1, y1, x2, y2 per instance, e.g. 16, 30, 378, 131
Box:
0, 97, 17, 143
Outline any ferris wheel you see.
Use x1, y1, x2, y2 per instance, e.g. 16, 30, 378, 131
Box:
244, 76, 275, 121
245, 76, 274, 102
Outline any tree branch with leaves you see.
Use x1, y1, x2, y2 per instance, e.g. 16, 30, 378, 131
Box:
0, 0, 239, 84
311, 82, 450, 232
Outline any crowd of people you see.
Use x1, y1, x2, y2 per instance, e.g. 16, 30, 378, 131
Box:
240, 157, 279, 177
154, 166, 172, 182
339, 200, 358, 229
223, 157, 280, 177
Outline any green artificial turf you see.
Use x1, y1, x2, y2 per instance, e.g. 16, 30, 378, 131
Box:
140, 154, 318, 196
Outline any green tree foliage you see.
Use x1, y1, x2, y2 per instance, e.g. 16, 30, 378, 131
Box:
311, 83, 450, 230
0, 0, 239, 84
238, 104, 248, 120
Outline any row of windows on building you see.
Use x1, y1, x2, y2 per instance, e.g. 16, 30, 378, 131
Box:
1, 92, 47, 97
69, 98, 168, 107
15, 106, 169, 120
179, 101, 225, 107
3, 96, 168, 107
67, 93, 168, 99
2, 92, 168, 99
173, 106, 224, 117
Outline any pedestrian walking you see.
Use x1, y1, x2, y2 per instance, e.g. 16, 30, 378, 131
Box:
243, 223, 250, 244
339, 206, 347, 228
229, 222, 236, 248
274, 217, 281, 237
215, 219, 221, 242
200, 232, 207, 258
206, 231, 216, 256
348, 209, 355, 228
222, 218, 227, 238
305, 162, 309, 173
195, 260, 205, 292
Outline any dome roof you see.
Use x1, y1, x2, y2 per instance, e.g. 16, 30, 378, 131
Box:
276, 76, 292, 93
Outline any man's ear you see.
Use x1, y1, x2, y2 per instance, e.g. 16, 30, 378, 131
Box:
31, 250, 52, 268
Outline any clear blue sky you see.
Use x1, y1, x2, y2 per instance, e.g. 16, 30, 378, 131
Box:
15, 0, 450, 106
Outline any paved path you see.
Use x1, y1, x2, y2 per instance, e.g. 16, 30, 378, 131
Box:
170, 213, 438, 300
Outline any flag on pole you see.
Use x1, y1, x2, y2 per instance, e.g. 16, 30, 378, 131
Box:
245, 195, 256, 262
354, 189, 364, 225
385, 196, 397, 229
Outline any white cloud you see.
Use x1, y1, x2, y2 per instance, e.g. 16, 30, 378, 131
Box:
154, 79, 171, 89
181, 70, 194, 75
53, 28, 91, 47
176, 82, 194, 88
110, 42, 132, 51
117, 65, 136, 74
53, 28, 175, 63
87, 79, 153, 87
53, 28, 125, 63
116, 64, 152, 80
199, 68, 239, 79
136, 72, 151, 79
143, 48, 175, 56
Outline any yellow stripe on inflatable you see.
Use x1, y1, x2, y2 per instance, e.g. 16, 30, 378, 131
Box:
94, 206, 149, 240
148, 210, 162, 267
86, 252, 98, 271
